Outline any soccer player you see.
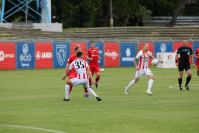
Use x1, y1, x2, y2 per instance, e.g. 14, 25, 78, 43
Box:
62, 46, 89, 98
124, 43, 155, 95
175, 41, 194, 90
195, 48, 199, 76
87, 41, 101, 89
62, 50, 102, 101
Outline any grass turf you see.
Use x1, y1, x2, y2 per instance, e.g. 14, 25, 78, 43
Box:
0, 67, 199, 133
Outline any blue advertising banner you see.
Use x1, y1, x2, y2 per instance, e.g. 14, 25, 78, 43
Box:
16, 41, 35, 69
193, 41, 199, 64
87, 41, 104, 67
154, 41, 173, 57
120, 42, 136, 67
53, 41, 70, 68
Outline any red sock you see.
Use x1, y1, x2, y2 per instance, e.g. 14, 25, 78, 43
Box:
69, 85, 73, 94
96, 75, 100, 83
89, 78, 92, 86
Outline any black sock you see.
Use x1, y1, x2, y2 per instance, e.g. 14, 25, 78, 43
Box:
178, 78, 182, 88
185, 76, 191, 86
197, 70, 199, 76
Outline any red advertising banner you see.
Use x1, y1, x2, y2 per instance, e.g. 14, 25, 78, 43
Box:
138, 41, 154, 65
0, 42, 16, 70
35, 42, 53, 69
70, 41, 87, 59
173, 41, 193, 63
104, 41, 120, 67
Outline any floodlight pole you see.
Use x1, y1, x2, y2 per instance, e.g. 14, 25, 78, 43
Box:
0, 0, 5, 23
110, 0, 113, 27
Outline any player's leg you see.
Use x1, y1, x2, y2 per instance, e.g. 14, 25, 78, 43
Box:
146, 69, 154, 95
197, 67, 199, 76
178, 65, 184, 90
94, 67, 101, 89
84, 81, 101, 101
89, 67, 94, 86
185, 67, 192, 90
83, 86, 91, 99
64, 79, 73, 101
124, 71, 140, 95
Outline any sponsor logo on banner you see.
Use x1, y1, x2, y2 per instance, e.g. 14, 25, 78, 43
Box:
36, 51, 52, 60
160, 43, 167, 52
122, 48, 134, 62
56, 45, 67, 65
0, 42, 16, 70
0, 51, 14, 61
19, 44, 32, 67
35, 42, 53, 69
105, 50, 119, 60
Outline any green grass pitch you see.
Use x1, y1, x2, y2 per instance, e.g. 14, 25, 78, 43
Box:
0, 67, 199, 133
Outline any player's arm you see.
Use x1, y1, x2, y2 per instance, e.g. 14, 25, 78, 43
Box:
62, 63, 69, 80
175, 49, 180, 66
190, 48, 195, 67
86, 51, 93, 61
133, 57, 139, 71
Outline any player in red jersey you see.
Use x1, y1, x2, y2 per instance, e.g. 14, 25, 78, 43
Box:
62, 51, 101, 102
87, 41, 101, 89
62, 46, 89, 98
195, 48, 199, 76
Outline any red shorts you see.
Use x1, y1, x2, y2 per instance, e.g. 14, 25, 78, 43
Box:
89, 66, 100, 75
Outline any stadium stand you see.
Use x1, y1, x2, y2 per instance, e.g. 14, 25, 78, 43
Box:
0, 26, 199, 40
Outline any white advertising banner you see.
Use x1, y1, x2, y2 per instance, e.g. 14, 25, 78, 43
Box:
157, 52, 177, 68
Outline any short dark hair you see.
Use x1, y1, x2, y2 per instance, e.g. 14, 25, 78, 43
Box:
74, 46, 80, 51
76, 51, 83, 57
90, 41, 95, 44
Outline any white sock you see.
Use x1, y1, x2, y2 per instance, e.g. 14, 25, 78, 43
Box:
65, 84, 70, 99
88, 87, 98, 97
147, 79, 154, 92
126, 80, 135, 90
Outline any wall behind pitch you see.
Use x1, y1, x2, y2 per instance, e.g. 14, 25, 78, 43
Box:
154, 40, 173, 57
120, 41, 136, 67
53, 41, 70, 68
0, 42, 16, 70
193, 41, 199, 64
104, 41, 120, 67
35, 41, 53, 69
16, 41, 35, 69
86, 40, 104, 67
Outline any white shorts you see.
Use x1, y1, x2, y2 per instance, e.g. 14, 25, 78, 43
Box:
134, 68, 153, 78
71, 78, 89, 88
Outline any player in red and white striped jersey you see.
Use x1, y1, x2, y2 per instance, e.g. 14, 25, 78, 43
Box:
62, 51, 101, 101
124, 43, 155, 95
63, 46, 89, 98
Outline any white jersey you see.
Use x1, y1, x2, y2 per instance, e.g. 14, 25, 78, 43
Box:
69, 58, 89, 79
136, 50, 152, 70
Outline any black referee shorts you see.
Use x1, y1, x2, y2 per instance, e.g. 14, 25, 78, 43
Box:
178, 63, 191, 71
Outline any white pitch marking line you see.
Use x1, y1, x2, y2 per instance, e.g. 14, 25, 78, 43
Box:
0, 124, 66, 133
168, 84, 199, 89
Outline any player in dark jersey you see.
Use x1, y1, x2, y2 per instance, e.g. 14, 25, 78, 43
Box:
175, 41, 194, 90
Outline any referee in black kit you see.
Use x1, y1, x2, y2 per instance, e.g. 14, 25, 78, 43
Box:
175, 41, 194, 90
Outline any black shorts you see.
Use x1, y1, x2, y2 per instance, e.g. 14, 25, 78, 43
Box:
178, 63, 190, 71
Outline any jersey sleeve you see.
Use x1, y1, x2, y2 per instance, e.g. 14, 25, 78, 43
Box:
135, 51, 142, 59
67, 57, 73, 64
68, 62, 73, 70
177, 48, 181, 54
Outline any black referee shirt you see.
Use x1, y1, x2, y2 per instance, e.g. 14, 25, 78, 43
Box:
177, 46, 193, 64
